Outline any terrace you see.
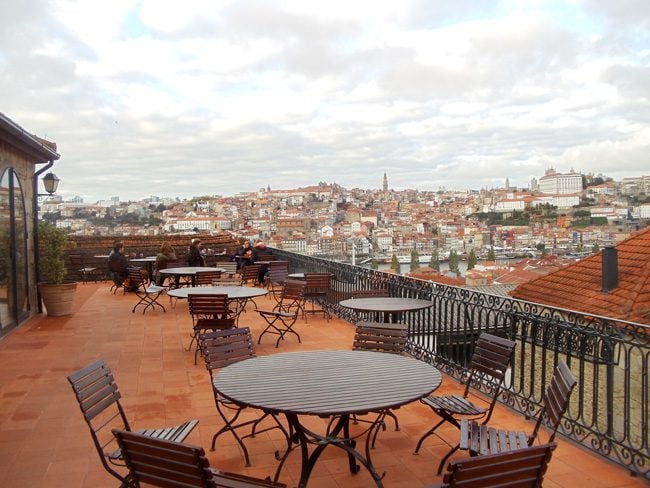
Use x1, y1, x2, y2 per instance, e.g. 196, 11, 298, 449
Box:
0, 253, 647, 487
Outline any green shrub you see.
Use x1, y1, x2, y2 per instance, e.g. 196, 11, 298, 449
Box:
39, 221, 68, 284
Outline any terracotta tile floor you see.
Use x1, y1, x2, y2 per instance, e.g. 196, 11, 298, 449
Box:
0, 282, 644, 487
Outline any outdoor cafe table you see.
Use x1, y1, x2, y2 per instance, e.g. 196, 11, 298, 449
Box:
338, 297, 433, 323
167, 285, 268, 323
158, 266, 225, 288
213, 349, 442, 488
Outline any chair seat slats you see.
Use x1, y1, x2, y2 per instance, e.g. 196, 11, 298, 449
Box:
422, 394, 487, 416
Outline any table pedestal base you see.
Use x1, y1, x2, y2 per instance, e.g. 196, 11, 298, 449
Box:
274, 413, 386, 488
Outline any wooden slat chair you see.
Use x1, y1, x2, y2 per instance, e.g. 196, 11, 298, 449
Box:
109, 260, 128, 294
350, 322, 409, 446
428, 443, 557, 488
415, 332, 516, 474
198, 328, 288, 467
459, 361, 577, 463
240, 264, 262, 286
219, 261, 238, 278
128, 267, 166, 314
257, 279, 306, 348
67, 360, 199, 484
188, 293, 235, 364
113, 429, 286, 488
69, 254, 98, 283
264, 260, 289, 299
303, 272, 331, 321
196, 270, 222, 286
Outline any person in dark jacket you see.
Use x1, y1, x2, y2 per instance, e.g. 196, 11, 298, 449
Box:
108, 241, 131, 287
233, 238, 252, 270
251, 240, 273, 284
188, 238, 205, 266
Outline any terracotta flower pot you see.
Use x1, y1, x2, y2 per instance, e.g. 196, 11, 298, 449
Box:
38, 282, 78, 316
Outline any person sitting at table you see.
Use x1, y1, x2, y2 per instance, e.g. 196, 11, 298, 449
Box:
251, 239, 273, 284
234, 238, 252, 270
188, 238, 205, 267
108, 241, 133, 290
154, 242, 177, 286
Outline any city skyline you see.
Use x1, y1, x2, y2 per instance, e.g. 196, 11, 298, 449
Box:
2, 1, 649, 202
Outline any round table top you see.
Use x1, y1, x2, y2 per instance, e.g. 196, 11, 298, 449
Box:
167, 285, 268, 300
338, 297, 432, 313
130, 256, 157, 263
158, 266, 224, 275
288, 273, 305, 279
214, 350, 441, 416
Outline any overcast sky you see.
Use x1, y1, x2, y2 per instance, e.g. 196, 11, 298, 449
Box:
1, 0, 648, 202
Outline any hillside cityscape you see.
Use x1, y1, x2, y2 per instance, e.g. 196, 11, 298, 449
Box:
42, 168, 650, 285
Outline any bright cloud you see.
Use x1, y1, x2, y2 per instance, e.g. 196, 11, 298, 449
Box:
0, 0, 648, 202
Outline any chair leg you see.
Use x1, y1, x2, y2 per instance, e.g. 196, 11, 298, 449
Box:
437, 443, 460, 475
414, 417, 446, 454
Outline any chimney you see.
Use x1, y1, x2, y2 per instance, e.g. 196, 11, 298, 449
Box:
601, 246, 618, 294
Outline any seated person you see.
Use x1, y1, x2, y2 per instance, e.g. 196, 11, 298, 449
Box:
251, 240, 273, 284
154, 242, 177, 286
108, 242, 132, 289
188, 238, 205, 267
234, 239, 252, 270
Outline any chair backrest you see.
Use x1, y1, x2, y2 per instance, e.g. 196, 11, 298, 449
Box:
277, 279, 306, 308
195, 270, 222, 286
67, 360, 130, 481
113, 429, 285, 488
267, 261, 289, 283
127, 267, 146, 290
241, 264, 262, 284
199, 327, 256, 372
165, 260, 186, 268
464, 332, 516, 423
353, 322, 408, 354
304, 272, 330, 295
530, 361, 577, 444
438, 442, 556, 488
351, 288, 390, 298
113, 429, 214, 487
188, 293, 229, 318
219, 262, 238, 277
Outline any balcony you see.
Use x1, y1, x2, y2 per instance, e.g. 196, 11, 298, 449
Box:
0, 262, 647, 486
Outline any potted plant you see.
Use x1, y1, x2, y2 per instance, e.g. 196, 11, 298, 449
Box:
38, 221, 77, 316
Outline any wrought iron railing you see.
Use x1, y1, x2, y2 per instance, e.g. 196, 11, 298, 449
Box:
274, 249, 649, 479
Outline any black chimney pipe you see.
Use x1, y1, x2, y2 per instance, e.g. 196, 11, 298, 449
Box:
601, 246, 618, 293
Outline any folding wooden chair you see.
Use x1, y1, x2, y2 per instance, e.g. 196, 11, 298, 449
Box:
187, 293, 235, 364
347, 322, 409, 446
428, 443, 557, 488
128, 267, 166, 314
113, 429, 286, 487
257, 279, 306, 348
219, 261, 238, 278
456, 361, 576, 468
198, 328, 288, 467
195, 270, 222, 286
264, 260, 289, 299
69, 254, 97, 283
240, 264, 262, 286
303, 272, 331, 321
67, 360, 198, 484
415, 332, 516, 472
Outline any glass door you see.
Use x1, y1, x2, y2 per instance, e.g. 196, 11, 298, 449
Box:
0, 168, 30, 335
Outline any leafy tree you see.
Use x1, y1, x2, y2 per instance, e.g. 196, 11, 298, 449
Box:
448, 249, 459, 274
592, 243, 600, 253
390, 254, 400, 273
370, 259, 378, 270
430, 248, 440, 272
410, 249, 420, 271
487, 246, 496, 261
467, 249, 477, 270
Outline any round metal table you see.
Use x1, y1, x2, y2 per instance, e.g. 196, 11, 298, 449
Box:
339, 297, 432, 323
